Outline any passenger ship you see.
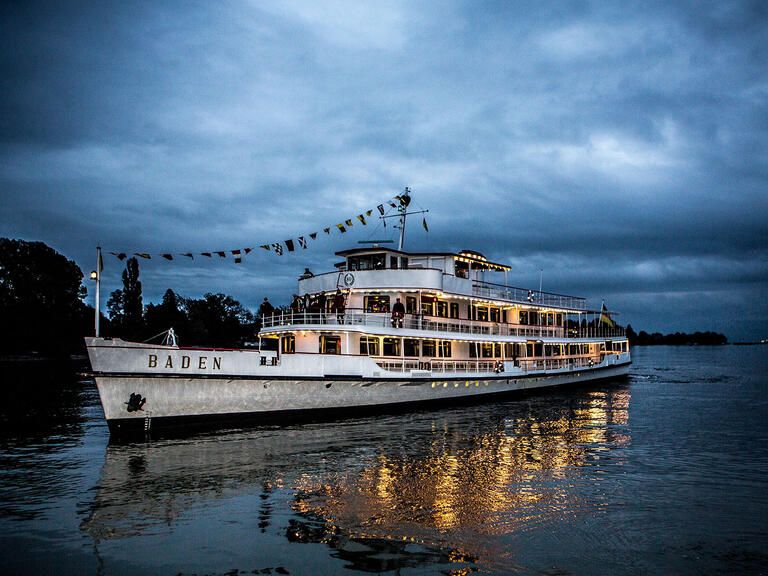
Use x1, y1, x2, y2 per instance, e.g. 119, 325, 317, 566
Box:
86, 195, 630, 434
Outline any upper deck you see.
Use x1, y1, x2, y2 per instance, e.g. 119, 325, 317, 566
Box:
299, 247, 588, 312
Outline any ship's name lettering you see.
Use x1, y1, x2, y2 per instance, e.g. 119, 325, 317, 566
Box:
148, 354, 222, 370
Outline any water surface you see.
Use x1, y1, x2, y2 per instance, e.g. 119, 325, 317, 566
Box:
1, 346, 766, 575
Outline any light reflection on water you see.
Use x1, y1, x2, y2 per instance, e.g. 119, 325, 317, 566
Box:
2, 346, 767, 575
76, 384, 632, 574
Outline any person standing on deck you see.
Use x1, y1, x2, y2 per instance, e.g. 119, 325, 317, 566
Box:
333, 289, 346, 324
391, 297, 405, 328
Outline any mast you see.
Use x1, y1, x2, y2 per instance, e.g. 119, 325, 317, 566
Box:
397, 187, 411, 251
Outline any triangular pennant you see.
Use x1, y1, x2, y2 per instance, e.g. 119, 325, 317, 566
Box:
345, 219, 353, 227
161, 254, 173, 260
260, 244, 271, 251
309, 232, 318, 240
366, 209, 373, 217
422, 217, 429, 232
111, 252, 127, 261
324, 227, 331, 234
298, 237, 307, 249
135, 253, 151, 259
231, 249, 241, 256
181, 253, 194, 259
388, 202, 397, 208
336, 224, 346, 233
377, 204, 385, 215
201, 252, 212, 257
244, 247, 253, 254
216, 251, 226, 258
357, 214, 366, 225
285, 239, 295, 252
272, 243, 283, 255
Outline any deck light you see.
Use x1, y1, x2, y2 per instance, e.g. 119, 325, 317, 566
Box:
90, 270, 98, 280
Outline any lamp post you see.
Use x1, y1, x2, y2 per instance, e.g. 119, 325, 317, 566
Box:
91, 246, 102, 337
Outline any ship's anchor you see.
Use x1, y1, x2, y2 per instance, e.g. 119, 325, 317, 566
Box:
126, 393, 146, 412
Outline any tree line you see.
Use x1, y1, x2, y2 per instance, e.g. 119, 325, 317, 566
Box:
625, 325, 727, 346
0, 239, 261, 355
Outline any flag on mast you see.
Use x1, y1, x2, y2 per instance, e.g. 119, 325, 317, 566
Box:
599, 302, 616, 328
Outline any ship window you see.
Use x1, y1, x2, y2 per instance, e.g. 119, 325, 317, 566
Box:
382, 337, 401, 356
490, 307, 500, 322
360, 336, 380, 356
320, 335, 341, 355
364, 294, 390, 313
529, 311, 539, 325
450, 302, 459, 319
401, 257, 408, 269
481, 343, 499, 358
556, 314, 563, 327
390, 256, 399, 269
476, 306, 489, 322
519, 311, 528, 325
281, 335, 295, 354
455, 261, 469, 278
404, 338, 419, 357
348, 254, 386, 271
406, 296, 417, 314
437, 301, 448, 318
423, 340, 436, 357
421, 295, 435, 316
438, 340, 452, 357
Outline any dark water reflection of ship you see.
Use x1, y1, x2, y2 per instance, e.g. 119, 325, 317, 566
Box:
82, 381, 630, 572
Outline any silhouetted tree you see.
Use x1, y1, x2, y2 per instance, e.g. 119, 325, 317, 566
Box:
108, 257, 144, 339
0, 238, 88, 354
183, 293, 255, 347
145, 289, 189, 340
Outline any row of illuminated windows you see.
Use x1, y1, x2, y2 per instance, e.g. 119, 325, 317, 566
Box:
281, 333, 609, 358
360, 336, 452, 357
363, 294, 564, 327
280, 334, 454, 357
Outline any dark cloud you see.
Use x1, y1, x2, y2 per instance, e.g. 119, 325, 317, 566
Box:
1, 0, 766, 340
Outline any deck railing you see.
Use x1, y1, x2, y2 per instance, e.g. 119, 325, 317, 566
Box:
472, 280, 587, 311
261, 311, 625, 338
373, 355, 606, 374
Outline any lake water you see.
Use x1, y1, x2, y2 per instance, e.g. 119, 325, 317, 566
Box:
1, 346, 767, 575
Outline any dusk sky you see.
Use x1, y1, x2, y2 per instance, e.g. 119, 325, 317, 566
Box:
1, 1, 766, 341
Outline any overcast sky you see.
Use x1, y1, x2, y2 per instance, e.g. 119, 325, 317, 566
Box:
1, 0, 766, 340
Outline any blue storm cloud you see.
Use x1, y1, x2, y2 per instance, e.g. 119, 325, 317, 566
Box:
1, 0, 766, 340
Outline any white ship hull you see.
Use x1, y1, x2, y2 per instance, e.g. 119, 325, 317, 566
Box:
86, 337, 630, 434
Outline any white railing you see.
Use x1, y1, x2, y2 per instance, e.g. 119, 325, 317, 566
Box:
373, 355, 606, 374
261, 310, 563, 338
261, 311, 626, 339
472, 280, 587, 311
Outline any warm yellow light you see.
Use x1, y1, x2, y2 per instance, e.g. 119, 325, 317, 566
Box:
89, 270, 98, 280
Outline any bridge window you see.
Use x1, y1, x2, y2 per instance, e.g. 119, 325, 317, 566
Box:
348, 254, 386, 271
423, 340, 436, 357
450, 303, 459, 319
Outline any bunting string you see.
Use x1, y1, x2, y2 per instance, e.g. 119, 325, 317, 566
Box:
107, 194, 421, 263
